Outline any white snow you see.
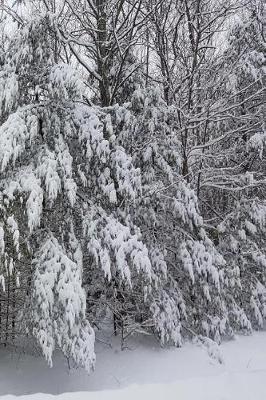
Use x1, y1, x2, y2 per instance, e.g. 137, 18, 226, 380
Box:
0, 331, 266, 399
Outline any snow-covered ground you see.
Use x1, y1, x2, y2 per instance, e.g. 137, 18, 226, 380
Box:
0, 332, 266, 399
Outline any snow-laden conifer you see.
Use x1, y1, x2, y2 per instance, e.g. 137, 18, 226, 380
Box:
0, 12, 152, 367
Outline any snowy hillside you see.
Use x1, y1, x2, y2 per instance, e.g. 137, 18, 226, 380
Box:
1, 332, 266, 400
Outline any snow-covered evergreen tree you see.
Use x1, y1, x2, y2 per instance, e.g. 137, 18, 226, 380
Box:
0, 11, 152, 367
107, 87, 230, 344
215, 0, 266, 332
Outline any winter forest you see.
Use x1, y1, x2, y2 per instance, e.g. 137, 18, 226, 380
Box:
0, 0, 265, 383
